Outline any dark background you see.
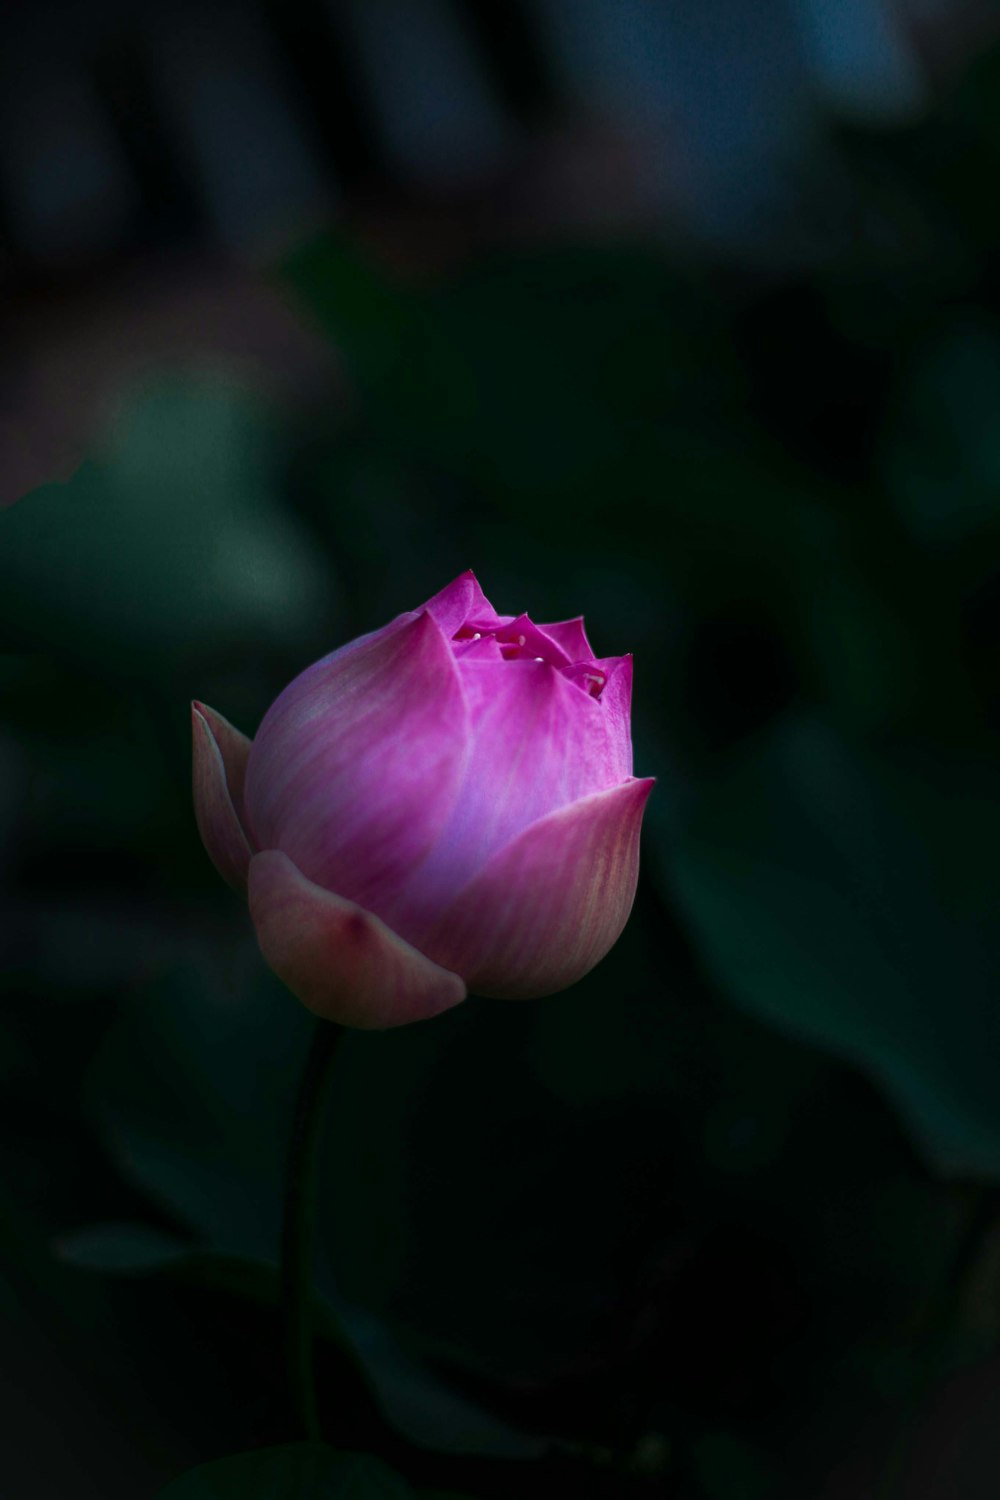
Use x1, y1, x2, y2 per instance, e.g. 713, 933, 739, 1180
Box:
3, 3, 1000, 1497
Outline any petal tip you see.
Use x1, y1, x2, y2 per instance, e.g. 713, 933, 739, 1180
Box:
191, 699, 253, 891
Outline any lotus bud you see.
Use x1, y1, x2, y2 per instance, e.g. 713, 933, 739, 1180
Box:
192, 571, 653, 1028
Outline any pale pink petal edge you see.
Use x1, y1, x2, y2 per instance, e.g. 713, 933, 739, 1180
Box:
424, 776, 655, 1000
248, 849, 467, 1029
192, 702, 254, 890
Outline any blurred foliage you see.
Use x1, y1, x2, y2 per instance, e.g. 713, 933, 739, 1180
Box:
155, 1444, 444, 1499
3, 41, 1000, 1500
668, 715, 1000, 1177
0, 380, 333, 666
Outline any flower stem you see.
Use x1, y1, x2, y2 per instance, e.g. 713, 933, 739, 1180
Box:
282, 1017, 342, 1441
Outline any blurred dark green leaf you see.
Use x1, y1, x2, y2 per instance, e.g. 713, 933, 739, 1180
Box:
884, 319, 1000, 548
277, 238, 736, 507
0, 377, 332, 666
57, 1222, 196, 1273
665, 713, 1000, 1177
85, 952, 544, 1460
155, 1444, 411, 1500
693, 1430, 775, 1500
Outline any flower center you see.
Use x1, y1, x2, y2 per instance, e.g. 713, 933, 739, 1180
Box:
452, 619, 606, 699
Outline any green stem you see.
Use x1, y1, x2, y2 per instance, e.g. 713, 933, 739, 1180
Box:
282, 1018, 343, 1441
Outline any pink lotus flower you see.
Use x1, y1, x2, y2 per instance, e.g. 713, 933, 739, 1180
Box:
192, 570, 653, 1028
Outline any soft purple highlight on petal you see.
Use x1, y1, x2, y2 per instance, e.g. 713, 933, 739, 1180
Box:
248, 850, 466, 1028
191, 702, 254, 890
245, 610, 468, 920
422, 777, 655, 998
537, 616, 594, 662
392, 655, 633, 936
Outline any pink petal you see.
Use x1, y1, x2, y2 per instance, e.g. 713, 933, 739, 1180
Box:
591, 655, 633, 773
538, 616, 594, 662
465, 613, 515, 630
493, 614, 571, 667
452, 634, 504, 661
422, 777, 655, 999
244, 610, 468, 926
560, 662, 609, 698
248, 850, 466, 1028
420, 569, 499, 636
394, 656, 635, 933
191, 702, 254, 890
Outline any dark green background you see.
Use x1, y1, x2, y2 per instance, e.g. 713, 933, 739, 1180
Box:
2, 45, 1000, 1500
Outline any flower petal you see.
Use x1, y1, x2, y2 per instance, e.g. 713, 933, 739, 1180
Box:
394, 657, 635, 935
248, 850, 466, 1028
423, 777, 655, 999
592, 654, 633, 774
538, 616, 594, 662
244, 610, 468, 926
454, 656, 631, 842
452, 634, 504, 661
420, 568, 498, 636
191, 702, 254, 889
493, 614, 571, 667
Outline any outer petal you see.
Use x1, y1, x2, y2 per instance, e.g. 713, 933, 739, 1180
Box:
244, 610, 468, 925
248, 850, 466, 1028
421, 777, 655, 999
192, 702, 254, 890
538, 616, 594, 662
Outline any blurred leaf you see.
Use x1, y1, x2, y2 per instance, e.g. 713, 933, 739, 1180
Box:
57, 1222, 195, 1273
58, 1225, 333, 1328
86, 950, 544, 1460
692, 1431, 775, 1500
277, 238, 735, 504
883, 320, 1000, 548
0, 730, 23, 871
319, 984, 696, 1391
793, 504, 926, 733
92, 955, 309, 1260
665, 713, 1000, 1178
156, 1444, 411, 1500
279, 238, 610, 494
0, 376, 332, 664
